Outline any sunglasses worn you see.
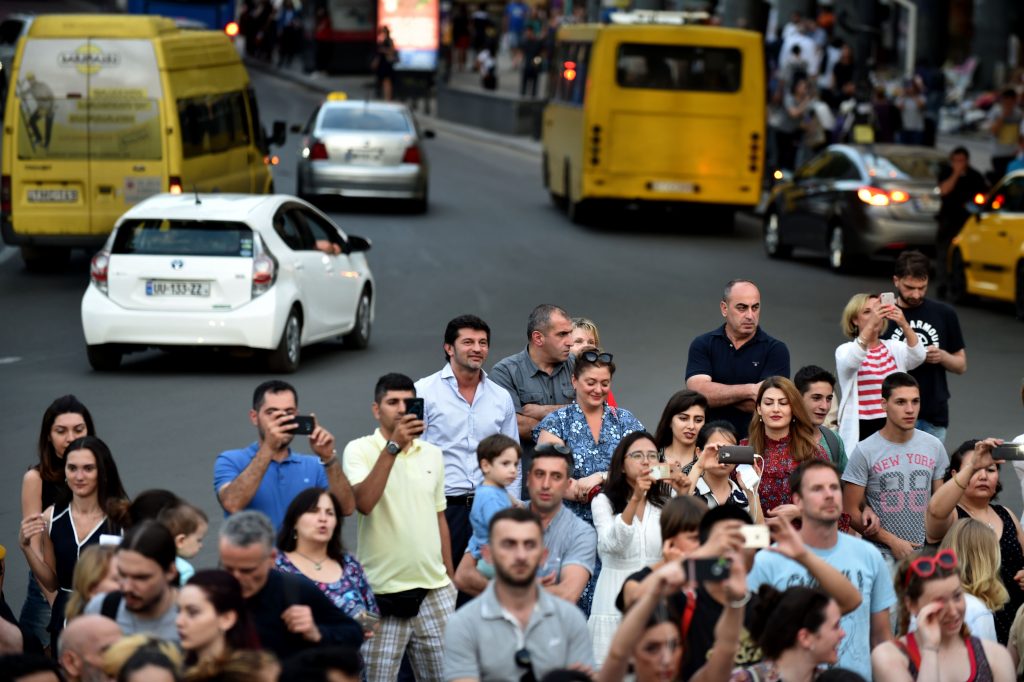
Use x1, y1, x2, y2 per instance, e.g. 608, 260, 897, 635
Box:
580, 351, 613, 363
905, 549, 958, 587
515, 648, 536, 682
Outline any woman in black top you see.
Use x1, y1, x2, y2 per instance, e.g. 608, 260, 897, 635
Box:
19, 395, 96, 650
18, 435, 129, 643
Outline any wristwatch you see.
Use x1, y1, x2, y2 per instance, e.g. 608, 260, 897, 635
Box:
385, 441, 401, 456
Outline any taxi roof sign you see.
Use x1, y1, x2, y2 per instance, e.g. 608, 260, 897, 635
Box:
608, 10, 711, 25
326, 91, 348, 101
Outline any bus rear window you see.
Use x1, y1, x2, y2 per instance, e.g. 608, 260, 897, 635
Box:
113, 219, 254, 257
616, 44, 742, 92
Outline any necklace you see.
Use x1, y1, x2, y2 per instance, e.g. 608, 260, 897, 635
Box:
293, 550, 329, 571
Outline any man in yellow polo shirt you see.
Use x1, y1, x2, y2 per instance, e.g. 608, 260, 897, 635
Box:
343, 373, 456, 682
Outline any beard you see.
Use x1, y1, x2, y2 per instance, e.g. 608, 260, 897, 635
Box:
494, 561, 538, 588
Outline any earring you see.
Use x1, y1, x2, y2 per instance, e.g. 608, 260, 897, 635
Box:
292, 530, 298, 540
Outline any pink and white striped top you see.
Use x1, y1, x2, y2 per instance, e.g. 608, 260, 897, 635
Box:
857, 344, 897, 419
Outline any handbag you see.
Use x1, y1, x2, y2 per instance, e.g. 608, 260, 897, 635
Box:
375, 588, 429, 619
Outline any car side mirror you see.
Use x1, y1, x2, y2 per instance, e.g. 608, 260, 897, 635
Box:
423, 129, 436, 139
346, 235, 372, 253
270, 120, 287, 147
289, 123, 303, 134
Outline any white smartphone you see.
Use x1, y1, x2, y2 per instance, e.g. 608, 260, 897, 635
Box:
740, 524, 771, 549
736, 464, 760, 491
880, 292, 896, 307
650, 464, 671, 480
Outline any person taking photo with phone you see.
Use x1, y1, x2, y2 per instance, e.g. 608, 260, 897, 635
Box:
926, 438, 1024, 643
684, 421, 762, 522
215, 380, 354, 531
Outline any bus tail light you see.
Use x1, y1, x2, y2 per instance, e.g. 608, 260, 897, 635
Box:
1, 175, 10, 214
224, 21, 240, 37
90, 250, 110, 295
402, 146, 422, 164
169, 177, 183, 194
590, 125, 601, 166
857, 186, 910, 207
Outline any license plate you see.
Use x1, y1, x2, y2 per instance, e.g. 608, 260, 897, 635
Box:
914, 196, 939, 212
345, 148, 382, 162
27, 189, 79, 203
145, 280, 210, 297
649, 181, 695, 193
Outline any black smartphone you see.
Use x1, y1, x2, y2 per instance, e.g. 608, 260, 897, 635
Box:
718, 445, 756, 465
993, 443, 1024, 461
290, 415, 316, 435
405, 398, 425, 421
686, 557, 732, 582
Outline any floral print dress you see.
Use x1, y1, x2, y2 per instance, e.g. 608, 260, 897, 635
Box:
275, 552, 378, 619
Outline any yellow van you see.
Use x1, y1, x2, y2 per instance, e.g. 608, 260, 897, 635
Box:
1, 15, 285, 268
543, 13, 765, 224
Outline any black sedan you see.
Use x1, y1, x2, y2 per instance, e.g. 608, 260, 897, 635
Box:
763, 144, 947, 272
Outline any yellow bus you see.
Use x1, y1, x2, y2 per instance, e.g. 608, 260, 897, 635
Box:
542, 13, 765, 224
1, 15, 285, 269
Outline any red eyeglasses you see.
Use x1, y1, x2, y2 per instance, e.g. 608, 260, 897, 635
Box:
904, 549, 958, 587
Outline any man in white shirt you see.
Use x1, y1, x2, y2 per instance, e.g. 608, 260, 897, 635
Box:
416, 314, 519, 580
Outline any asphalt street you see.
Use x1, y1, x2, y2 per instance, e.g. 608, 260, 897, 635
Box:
1, 66, 1023, 612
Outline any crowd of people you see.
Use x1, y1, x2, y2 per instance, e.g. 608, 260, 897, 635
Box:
2, 253, 1024, 682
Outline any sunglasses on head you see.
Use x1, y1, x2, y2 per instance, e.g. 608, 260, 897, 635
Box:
580, 351, 613, 363
904, 549, 958, 587
535, 443, 572, 456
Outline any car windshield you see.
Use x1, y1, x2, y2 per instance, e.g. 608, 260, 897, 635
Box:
864, 153, 942, 181
112, 219, 254, 257
320, 107, 412, 133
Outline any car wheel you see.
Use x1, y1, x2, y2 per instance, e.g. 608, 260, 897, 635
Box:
1016, 261, 1024, 321
344, 289, 372, 349
763, 211, 791, 259
410, 187, 428, 214
564, 163, 591, 225
948, 249, 970, 304
827, 224, 852, 272
87, 344, 122, 371
268, 309, 302, 373
295, 169, 307, 200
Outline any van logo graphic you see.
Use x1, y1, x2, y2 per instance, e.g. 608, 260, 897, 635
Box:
171, 259, 184, 270
59, 45, 121, 75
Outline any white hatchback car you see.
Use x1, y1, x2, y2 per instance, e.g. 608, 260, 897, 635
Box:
81, 193, 375, 372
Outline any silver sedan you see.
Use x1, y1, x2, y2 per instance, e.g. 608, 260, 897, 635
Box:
295, 98, 432, 212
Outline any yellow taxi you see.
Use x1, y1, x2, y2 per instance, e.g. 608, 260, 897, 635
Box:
949, 169, 1024, 319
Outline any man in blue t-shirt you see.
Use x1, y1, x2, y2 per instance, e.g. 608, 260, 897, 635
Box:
214, 380, 354, 530
749, 460, 895, 680
686, 280, 790, 438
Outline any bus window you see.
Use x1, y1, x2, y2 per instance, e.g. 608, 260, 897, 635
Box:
616, 44, 741, 92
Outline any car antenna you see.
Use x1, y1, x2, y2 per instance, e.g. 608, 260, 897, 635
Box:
192, 184, 202, 206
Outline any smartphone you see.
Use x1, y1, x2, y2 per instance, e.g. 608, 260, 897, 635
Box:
740, 524, 771, 549
405, 397, 425, 420
880, 291, 897, 307
718, 445, 756, 465
649, 464, 671, 480
686, 557, 732, 582
993, 443, 1024, 461
290, 415, 316, 435
736, 464, 761, 491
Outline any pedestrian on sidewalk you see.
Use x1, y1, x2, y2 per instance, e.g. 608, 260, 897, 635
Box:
373, 26, 398, 101
936, 147, 987, 296
986, 89, 1023, 182
520, 26, 544, 98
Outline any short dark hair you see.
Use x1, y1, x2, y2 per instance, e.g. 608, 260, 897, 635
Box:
279, 647, 363, 682
695, 420, 739, 450
117, 645, 182, 682
722, 279, 757, 302
120, 520, 178, 574
488, 506, 542, 541
698, 503, 752, 544
527, 304, 569, 340
894, 250, 931, 280
789, 460, 840, 497
477, 433, 521, 465
750, 585, 832, 659
253, 380, 297, 411
793, 365, 837, 394
157, 502, 208, 539
881, 372, 919, 400
530, 444, 573, 475
128, 489, 181, 527
374, 373, 415, 404
443, 315, 490, 363
950, 145, 970, 160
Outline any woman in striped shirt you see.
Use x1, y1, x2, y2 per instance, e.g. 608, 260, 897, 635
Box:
835, 293, 925, 451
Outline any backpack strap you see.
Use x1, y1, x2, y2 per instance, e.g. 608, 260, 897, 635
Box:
100, 591, 123, 621
819, 425, 842, 467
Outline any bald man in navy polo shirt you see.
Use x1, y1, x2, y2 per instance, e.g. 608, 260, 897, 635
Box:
685, 280, 791, 439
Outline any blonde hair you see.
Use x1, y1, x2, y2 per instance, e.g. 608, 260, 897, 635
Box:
65, 545, 117, 620
103, 635, 184, 678
571, 317, 601, 347
841, 293, 878, 339
939, 518, 1009, 612
186, 650, 279, 682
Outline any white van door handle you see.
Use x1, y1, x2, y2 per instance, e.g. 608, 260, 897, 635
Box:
294, 262, 305, 271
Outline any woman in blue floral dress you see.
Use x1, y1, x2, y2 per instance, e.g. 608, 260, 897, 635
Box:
274, 487, 378, 630
534, 348, 644, 614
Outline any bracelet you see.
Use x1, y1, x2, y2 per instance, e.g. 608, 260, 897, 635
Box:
728, 592, 752, 609
321, 453, 339, 468
855, 336, 868, 350
952, 474, 967, 490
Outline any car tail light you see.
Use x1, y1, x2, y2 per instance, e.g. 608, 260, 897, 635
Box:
169, 177, 183, 194
308, 142, 328, 161
402, 146, 422, 164
1, 175, 10, 214
90, 250, 110, 295
974, 193, 987, 205
252, 253, 277, 298
224, 21, 240, 37
857, 186, 910, 207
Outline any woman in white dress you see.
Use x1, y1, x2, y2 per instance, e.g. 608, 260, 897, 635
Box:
589, 430, 691, 665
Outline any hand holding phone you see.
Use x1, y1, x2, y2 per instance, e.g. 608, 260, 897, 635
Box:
290, 415, 316, 436
718, 445, 756, 465
740, 524, 770, 549
992, 443, 1024, 461
404, 397, 425, 421
880, 292, 896, 308
686, 557, 732, 582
